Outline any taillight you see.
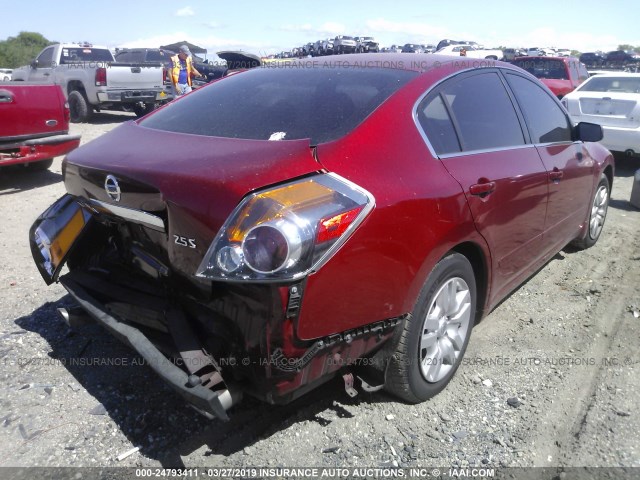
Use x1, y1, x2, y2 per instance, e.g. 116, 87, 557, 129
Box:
196, 173, 374, 282
63, 101, 70, 123
95, 67, 107, 86
162, 67, 168, 84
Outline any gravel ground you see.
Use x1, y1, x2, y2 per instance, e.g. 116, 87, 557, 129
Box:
1, 112, 639, 477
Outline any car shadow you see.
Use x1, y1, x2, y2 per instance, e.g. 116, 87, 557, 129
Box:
88, 111, 137, 125
14, 298, 395, 467
609, 198, 638, 212
0, 167, 63, 195
613, 153, 639, 178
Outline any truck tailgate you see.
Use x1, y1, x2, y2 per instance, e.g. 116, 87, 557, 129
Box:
106, 64, 164, 90
0, 84, 68, 141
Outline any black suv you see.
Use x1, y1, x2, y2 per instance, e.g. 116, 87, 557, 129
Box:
605, 50, 637, 65
578, 52, 605, 66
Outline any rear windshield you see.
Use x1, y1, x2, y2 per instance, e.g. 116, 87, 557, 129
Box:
578, 76, 640, 93
512, 59, 568, 80
59, 48, 113, 64
140, 67, 417, 144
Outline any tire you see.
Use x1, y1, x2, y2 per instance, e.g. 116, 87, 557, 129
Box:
68, 90, 91, 123
572, 174, 610, 250
28, 159, 53, 171
133, 102, 156, 118
385, 253, 477, 403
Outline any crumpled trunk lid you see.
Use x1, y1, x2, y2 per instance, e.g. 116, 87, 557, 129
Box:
62, 120, 321, 278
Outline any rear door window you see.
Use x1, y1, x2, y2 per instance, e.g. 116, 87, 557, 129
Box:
505, 73, 572, 144
440, 72, 525, 152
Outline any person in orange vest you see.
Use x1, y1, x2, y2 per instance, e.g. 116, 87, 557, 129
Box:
169, 45, 202, 97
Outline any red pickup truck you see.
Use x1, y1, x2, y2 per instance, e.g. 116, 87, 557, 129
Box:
512, 56, 589, 98
0, 84, 81, 171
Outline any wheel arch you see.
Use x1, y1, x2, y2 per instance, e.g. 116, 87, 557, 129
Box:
450, 241, 490, 322
67, 80, 86, 97
603, 164, 614, 192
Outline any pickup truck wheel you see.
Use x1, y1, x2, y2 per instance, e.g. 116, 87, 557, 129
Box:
384, 253, 477, 403
68, 91, 91, 123
133, 103, 156, 118
28, 159, 53, 171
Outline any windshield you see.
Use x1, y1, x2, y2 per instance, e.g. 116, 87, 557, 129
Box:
140, 66, 417, 144
513, 59, 568, 80
579, 76, 640, 93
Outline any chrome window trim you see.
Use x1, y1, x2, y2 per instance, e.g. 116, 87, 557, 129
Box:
412, 65, 572, 158
88, 199, 165, 232
437, 143, 538, 159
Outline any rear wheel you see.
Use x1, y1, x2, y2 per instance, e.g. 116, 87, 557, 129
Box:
385, 253, 476, 403
572, 174, 610, 250
68, 90, 91, 123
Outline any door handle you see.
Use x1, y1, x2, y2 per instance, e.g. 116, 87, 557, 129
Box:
549, 168, 564, 183
469, 180, 496, 197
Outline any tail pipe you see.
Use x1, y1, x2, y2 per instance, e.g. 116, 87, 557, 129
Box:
57, 306, 94, 328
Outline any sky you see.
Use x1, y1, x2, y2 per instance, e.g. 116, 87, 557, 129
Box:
3, 0, 638, 58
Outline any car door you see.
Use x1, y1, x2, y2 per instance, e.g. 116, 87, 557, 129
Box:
415, 70, 549, 301
504, 72, 595, 252
29, 46, 55, 83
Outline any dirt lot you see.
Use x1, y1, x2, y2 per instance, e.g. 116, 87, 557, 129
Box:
1, 112, 639, 476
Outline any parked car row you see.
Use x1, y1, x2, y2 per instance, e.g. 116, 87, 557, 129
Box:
579, 50, 640, 67
274, 35, 381, 58
275, 38, 509, 59
273, 37, 627, 62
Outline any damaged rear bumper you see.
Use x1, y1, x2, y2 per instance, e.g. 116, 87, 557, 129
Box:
60, 274, 239, 421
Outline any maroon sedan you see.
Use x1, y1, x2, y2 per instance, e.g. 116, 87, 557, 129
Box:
30, 54, 613, 420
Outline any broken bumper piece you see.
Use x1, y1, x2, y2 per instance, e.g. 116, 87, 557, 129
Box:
60, 275, 240, 421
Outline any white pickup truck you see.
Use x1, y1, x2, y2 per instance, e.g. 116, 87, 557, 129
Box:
434, 44, 503, 60
12, 43, 168, 122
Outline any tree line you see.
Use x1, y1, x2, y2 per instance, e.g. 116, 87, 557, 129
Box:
0, 32, 54, 68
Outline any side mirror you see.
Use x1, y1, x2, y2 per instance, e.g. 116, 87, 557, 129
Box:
574, 122, 603, 142
31, 59, 39, 69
